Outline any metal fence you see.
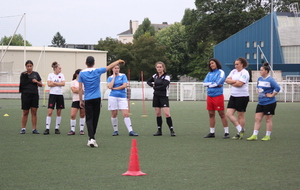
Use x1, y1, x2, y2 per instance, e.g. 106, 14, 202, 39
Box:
1, 82, 300, 102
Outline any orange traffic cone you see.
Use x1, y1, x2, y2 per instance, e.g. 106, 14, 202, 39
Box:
122, 139, 146, 176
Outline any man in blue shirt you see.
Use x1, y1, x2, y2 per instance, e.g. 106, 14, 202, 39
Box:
79, 56, 125, 148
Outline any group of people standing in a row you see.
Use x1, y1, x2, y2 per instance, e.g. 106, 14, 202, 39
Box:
203, 57, 280, 141
19, 56, 279, 148
18, 56, 175, 147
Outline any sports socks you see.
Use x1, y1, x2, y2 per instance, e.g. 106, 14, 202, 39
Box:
156, 116, 162, 131
111, 117, 118, 131
166, 117, 174, 131
70, 119, 76, 132
236, 125, 242, 133
46, 116, 51, 129
266, 131, 271, 136
80, 118, 85, 131
210, 127, 215, 133
224, 127, 229, 134
124, 117, 133, 132
253, 130, 259, 135
55, 116, 61, 129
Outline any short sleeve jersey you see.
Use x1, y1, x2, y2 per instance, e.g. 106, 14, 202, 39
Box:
78, 67, 106, 100
227, 68, 249, 97
107, 73, 128, 98
47, 72, 65, 95
257, 75, 280, 105
71, 79, 84, 102
19, 71, 42, 94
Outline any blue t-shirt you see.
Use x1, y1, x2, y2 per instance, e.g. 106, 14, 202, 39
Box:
78, 67, 106, 100
107, 73, 128, 98
257, 76, 280, 105
203, 69, 225, 97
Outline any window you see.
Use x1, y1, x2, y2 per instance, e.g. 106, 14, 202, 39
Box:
253, 41, 257, 48
260, 53, 264, 59
253, 53, 257, 59
260, 41, 264, 47
246, 42, 250, 48
246, 53, 250, 59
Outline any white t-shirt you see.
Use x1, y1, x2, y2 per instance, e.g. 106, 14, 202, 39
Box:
71, 79, 84, 102
227, 69, 249, 97
47, 72, 65, 95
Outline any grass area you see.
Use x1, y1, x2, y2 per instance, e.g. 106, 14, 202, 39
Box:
0, 99, 299, 190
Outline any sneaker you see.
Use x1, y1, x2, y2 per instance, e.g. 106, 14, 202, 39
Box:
55, 129, 60, 134
223, 133, 230, 139
32, 129, 40, 134
261, 136, 271, 141
204, 133, 215, 138
68, 131, 75, 135
20, 128, 26, 134
88, 139, 98, 148
129, 131, 138, 136
232, 133, 240, 140
153, 131, 162, 136
43, 129, 50, 135
170, 130, 176, 137
79, 130, 85, 135
239, 129, 245, 139
247, 135, 257, 141
112, 131, 119, 136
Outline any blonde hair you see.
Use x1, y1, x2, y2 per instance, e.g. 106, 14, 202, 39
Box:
155, 61, 166, 73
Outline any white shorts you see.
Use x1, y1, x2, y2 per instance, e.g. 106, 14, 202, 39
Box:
108, 96, 128, 110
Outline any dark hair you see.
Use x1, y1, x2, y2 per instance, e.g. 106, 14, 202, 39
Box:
72, 69, 82, 80
155, 61, 166, 73
261, 62, 270, 73
25, 60, 33, 66
86, 56, 95, 67
236, 57, 248, 68
110, 64, 120, 75
52, 61, 59, 69
208, 58, 222, 71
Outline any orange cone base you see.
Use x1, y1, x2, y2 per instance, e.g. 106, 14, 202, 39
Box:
122, 171, 146, 176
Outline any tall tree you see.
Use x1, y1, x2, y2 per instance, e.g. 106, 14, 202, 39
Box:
130, 33, 167, 80
156, 22, 190, 81
51, 32, 66, 47
133, 18, 155, 40
0, 34, 32, 46
95, 37, 133, 74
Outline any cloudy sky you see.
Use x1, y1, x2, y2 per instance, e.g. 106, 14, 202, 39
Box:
1, 0, 196, 47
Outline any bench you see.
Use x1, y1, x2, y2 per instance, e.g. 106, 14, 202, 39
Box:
0, 84, 19, 93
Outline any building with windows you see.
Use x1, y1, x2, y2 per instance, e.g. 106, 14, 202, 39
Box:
117, 20, 169, 43
214, 11, 300, 81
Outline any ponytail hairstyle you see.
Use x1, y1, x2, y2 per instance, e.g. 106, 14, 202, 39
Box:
236, 57, 248, 68
262, 62, 270, 73
52, 61, 59, 70
72, 69, 82, 80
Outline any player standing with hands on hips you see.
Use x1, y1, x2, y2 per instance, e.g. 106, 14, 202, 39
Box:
78, 56, 125, 148
107, 64, 138, 136
247, 63, 280, 141
147, 61, 176, 137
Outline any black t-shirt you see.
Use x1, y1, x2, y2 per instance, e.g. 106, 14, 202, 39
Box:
19, 71, 42, 94
147, 73, 170, 97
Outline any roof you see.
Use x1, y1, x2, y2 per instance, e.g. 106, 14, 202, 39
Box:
1, 46, 107, 53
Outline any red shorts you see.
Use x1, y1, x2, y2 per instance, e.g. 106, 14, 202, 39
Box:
206, 95, 225, 111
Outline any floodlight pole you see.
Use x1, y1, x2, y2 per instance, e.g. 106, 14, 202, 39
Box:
24, 13, 26, 64
270, 0, 274, 76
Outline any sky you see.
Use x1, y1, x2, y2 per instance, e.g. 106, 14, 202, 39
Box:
1, 0, 196, 47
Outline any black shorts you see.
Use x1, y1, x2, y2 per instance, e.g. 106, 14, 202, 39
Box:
152, 95, 169, 108
71, 101, 82, 109
256, 102, 277, 115
48, 94, 65, 109
21, 93, 39, 110
227, 96, 249, 112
